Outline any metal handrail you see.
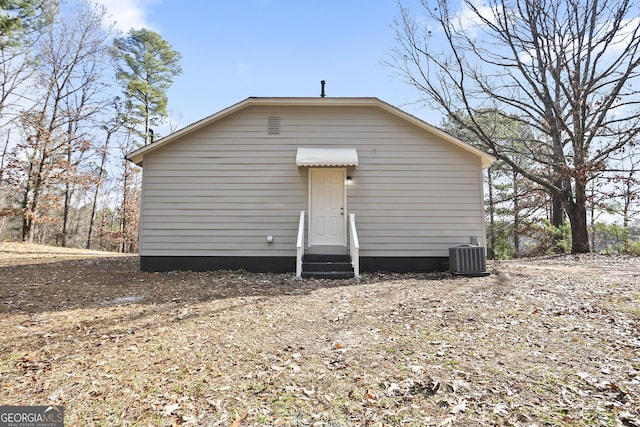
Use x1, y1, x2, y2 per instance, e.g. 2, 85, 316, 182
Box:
296, 210, 305, 277
349, 213, 360, 278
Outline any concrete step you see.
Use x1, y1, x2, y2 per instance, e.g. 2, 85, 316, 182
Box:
303, 254, 350, 263
302, 261, 353, 272
301, 270, 355, 279
302, 253, 354, 279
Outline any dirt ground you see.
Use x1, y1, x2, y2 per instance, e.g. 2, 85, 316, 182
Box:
0, 242, 638, 426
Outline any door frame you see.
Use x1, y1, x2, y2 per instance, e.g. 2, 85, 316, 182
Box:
308, 167, 347, 247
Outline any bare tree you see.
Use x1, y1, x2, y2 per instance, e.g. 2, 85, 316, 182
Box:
0, 37, 35, 126
9, 0, 112, 243
0, 0, 50, 111
618, 161, 640, 229
608, 144, 640, 228
116, 132, 140, 253
389, 0, 640, 253
86, 98, 124, 249
58, 2, 112, 246
0, 130, 11, 235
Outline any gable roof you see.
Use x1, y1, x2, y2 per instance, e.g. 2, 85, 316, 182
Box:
127, 97, 496, 167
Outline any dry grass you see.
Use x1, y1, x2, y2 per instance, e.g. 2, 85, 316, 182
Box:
0, 242, 639, 426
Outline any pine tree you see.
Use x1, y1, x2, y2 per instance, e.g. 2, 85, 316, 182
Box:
112, 28, 182, 146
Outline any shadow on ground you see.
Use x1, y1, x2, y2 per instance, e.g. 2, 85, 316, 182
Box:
0, 256, 450, 315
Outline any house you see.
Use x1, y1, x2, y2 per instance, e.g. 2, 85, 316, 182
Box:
127, 97, 495, 277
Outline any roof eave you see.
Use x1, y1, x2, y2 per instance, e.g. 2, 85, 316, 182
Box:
127, 97, 256, 165
372, 100, 496, 168
126, 96, 496, 168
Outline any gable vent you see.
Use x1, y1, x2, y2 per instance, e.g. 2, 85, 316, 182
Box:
267, 116, 281, 135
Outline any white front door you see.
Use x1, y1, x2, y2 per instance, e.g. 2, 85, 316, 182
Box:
310, 168, 346, 246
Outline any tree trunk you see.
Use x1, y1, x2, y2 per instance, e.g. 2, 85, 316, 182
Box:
549, 177, 567, 253
61, 181, 71, 247
551, 195, 564, 227
512, 170, 520, 257
20, 157, 35, 243
61, 128, 75, 247
120, 162, 129, 253
0, 131, 10, 183
27, 219, 36, 243
588, 180, 597, 252
145, 107, 151, 146
566, 205, 590, 253
21, 189, 31, 243
22, 217, 31, 242
87, 135, 110, 249
566, 182, 590, 253
486, 166, 496, 259
622, 169, 634, 230
86, 180, 101, 249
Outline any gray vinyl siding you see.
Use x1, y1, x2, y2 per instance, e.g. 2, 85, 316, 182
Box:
139, 105, 486, 257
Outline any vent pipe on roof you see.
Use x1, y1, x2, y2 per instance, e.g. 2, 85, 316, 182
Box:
320, 80, 326, 98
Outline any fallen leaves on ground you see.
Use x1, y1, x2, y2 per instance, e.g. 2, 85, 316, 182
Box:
0, 243, 638, 426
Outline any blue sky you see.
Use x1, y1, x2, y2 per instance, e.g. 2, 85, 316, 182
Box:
95, 0, 438, 131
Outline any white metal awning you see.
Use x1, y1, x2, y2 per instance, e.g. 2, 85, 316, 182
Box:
295, 147, 358, 167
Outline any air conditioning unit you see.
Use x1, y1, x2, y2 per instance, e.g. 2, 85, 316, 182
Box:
449, 245, 490, 276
